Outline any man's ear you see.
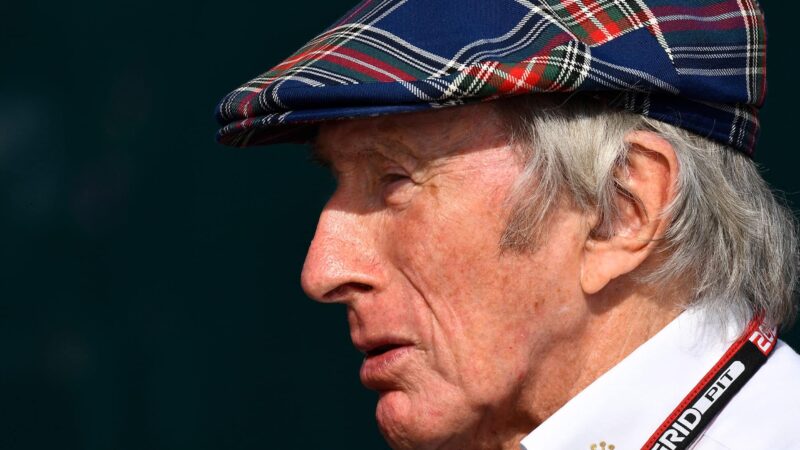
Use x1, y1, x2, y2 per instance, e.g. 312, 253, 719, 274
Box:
580, 130, 679, 295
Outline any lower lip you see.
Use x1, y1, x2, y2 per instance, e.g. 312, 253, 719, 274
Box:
359, 345, 414, 389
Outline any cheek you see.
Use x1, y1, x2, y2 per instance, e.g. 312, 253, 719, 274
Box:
383, 186, 586, 377
381, 168, 536, 381
387, 165, 514, 293
384, 182, 506, 343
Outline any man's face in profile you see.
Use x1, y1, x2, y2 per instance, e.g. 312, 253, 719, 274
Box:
301, 103, 592, 449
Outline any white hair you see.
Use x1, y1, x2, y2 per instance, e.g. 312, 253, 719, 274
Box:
496, 95, 799, 329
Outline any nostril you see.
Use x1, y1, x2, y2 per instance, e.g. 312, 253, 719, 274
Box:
323, 282, 373, 301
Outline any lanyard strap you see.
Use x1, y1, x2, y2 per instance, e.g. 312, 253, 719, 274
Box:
641, 315, 777, 450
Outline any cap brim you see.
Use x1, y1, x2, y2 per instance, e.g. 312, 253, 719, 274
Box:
215, 100, 481, 147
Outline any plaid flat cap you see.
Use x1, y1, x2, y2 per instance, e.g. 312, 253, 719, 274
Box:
215, 0, 766, 155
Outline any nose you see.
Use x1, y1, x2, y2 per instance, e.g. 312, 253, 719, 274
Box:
301, 197, 383, 304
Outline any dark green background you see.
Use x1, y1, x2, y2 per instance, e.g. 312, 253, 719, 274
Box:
1, 2, 797, 449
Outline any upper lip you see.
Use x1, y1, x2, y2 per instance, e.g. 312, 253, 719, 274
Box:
353, 337, 415, 356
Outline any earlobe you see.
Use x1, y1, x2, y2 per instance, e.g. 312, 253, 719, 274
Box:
580, 234, 660, 294
580, 131, 679, 295
581, 239, 610, 295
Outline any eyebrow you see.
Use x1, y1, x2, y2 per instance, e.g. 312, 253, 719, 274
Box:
309, 136, 424, 171
376, 137, 420, 161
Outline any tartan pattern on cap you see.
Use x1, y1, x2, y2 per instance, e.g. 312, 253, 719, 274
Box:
216, 0, 767, 155
542, 0, 650, 46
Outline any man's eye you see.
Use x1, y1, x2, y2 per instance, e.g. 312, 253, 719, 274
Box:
383, 173, 409, 184
382, 173, 414, 204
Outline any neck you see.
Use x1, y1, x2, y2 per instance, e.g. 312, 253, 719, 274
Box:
503, 281, 683, 449
435, 280, 685, 450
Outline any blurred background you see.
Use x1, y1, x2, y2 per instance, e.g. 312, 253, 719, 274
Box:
0, 2, 797, 449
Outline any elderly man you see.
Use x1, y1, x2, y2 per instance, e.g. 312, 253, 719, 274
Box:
216, 1, 800, 449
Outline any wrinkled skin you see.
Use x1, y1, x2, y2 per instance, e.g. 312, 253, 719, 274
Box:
300, 103, 679, 449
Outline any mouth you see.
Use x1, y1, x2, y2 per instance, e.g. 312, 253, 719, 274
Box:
365, 343, 406, 357
354, 336, 414, 356
357, 340, 415, 390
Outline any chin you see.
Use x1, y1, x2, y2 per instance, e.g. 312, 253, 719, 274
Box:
375, 390, 467, 450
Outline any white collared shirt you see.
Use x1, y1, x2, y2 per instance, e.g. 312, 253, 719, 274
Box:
520, 309, 800, 450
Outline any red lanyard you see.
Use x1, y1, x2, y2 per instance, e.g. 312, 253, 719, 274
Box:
642, 315, 777, 450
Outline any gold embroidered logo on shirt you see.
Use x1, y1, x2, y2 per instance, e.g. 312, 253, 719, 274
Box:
590, 442, 615, 450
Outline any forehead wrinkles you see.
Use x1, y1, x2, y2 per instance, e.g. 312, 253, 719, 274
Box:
314, 103, 509, 166
390, 105, 507, 161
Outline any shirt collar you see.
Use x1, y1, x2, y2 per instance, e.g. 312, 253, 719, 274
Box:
520, 308, 741, 450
